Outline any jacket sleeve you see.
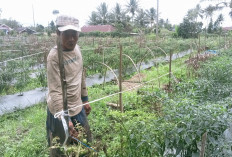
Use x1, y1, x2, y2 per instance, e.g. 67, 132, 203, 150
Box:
81, 68, 88, 102
47, 56, 63, 113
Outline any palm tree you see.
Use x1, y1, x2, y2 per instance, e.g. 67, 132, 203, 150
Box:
115, 3, 122, 22
187, 4, 203, 22
213, 13, 224, 32
88, 11, 100, 25
159, 18, 165, 28
203, 4, 218, 34
126, 0, 139, 25
146, 7, 156, 27
97, 2, 108, 24
227, 0, 232, 18
201, 0, 230, 18
204, 5, 217, 20
112, 3, 124, 23
135, 9, 147, 27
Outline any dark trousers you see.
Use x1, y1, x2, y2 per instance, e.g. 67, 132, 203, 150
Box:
46, 107, 92, 156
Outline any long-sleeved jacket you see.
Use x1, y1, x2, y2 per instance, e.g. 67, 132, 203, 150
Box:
46, 45, 88, 117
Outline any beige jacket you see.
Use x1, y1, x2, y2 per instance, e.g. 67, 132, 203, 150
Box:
46, 45, 88, 116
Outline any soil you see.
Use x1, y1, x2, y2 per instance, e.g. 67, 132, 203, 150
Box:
122, 73, 146, 91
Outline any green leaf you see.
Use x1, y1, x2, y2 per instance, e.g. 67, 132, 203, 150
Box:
185, 136, 191, 145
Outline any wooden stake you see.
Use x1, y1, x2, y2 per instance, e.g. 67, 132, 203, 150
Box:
57, 37, 69, 137
119, 45, 123, 113
157, 63, 160, 88
198, 34, 200, 54
200, 132, 207, 157
169, 52, 172, 92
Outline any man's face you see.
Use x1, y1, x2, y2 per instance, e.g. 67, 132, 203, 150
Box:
60, 30, 79, 51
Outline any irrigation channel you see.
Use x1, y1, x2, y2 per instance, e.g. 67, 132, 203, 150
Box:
0, 49, 192, 115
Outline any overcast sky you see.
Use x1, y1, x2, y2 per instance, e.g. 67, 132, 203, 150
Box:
0, 0, 231, 27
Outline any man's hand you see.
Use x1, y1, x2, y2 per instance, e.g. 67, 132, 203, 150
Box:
83, 101, 91, 116
69, 121, 78, 138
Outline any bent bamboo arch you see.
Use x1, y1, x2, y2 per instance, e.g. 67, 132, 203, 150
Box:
138, 46, 168, 73
105, 52, 142, 83
94, 61, 119, 85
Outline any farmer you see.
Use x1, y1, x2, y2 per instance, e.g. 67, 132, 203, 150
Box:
46, 15, 92, 155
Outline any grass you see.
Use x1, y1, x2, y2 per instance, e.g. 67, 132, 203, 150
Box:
0, 103, 49, 157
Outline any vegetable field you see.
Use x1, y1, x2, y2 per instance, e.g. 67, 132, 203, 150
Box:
0, 33, 227, 95
1, 32, 232, 156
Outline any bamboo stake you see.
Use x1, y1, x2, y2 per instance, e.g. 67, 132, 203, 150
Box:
200, 132, 207, 157
57, 36, 69, 141
119, 45, 123, 113
169, 52, 172, 92
198, 34, 201, 54
157, 63, 160, 89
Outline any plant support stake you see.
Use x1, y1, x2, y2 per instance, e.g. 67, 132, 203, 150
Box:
169, 52, 172, 92
119, 45, 123, 112
200, 132, 207, 157
57, 37, 69, 145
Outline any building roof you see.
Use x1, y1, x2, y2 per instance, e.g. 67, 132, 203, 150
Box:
222, 27, 232, 31
17, 27, 36, 34
81, 25, 116, 33
0, 24, 13, 31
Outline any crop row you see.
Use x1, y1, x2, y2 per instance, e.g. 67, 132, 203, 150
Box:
0, 34, 231, 96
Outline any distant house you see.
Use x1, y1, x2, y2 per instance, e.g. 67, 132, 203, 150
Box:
81, 25, 116, 33
17, 27, 36, 34
222, 27, 232, 31
0, 24, 13, 34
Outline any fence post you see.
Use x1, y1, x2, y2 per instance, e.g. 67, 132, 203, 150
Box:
198, 34, 201, 54
200, 132, 207, 157
224, 34, 226, 51
19, 48, 24, 96
169, 52, 172, 92
119, 45, 123, 113
218, 34, 221, 53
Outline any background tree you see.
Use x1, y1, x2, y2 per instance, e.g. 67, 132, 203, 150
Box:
88, 11, 100, 25
164, 19, 172, 30
135, 9, 147, 27
111, 3, 124, 24
0, 18, 22, 29
207, 18, 214, 33
97, 2, 109, 24
145, 7, 156, 27
203, 4, 217, 24
213, 13, 224, 33
159, 18, 165, 28
36, 24, 44, 32
201, 0, 230, 18
50, 21, 56, 32
187, 4, 203, 22
177, 17, 203, 38
126, 0, 139, 25
120, 14, 133, 32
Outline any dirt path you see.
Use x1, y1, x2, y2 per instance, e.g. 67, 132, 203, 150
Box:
122, 73, 146, 91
